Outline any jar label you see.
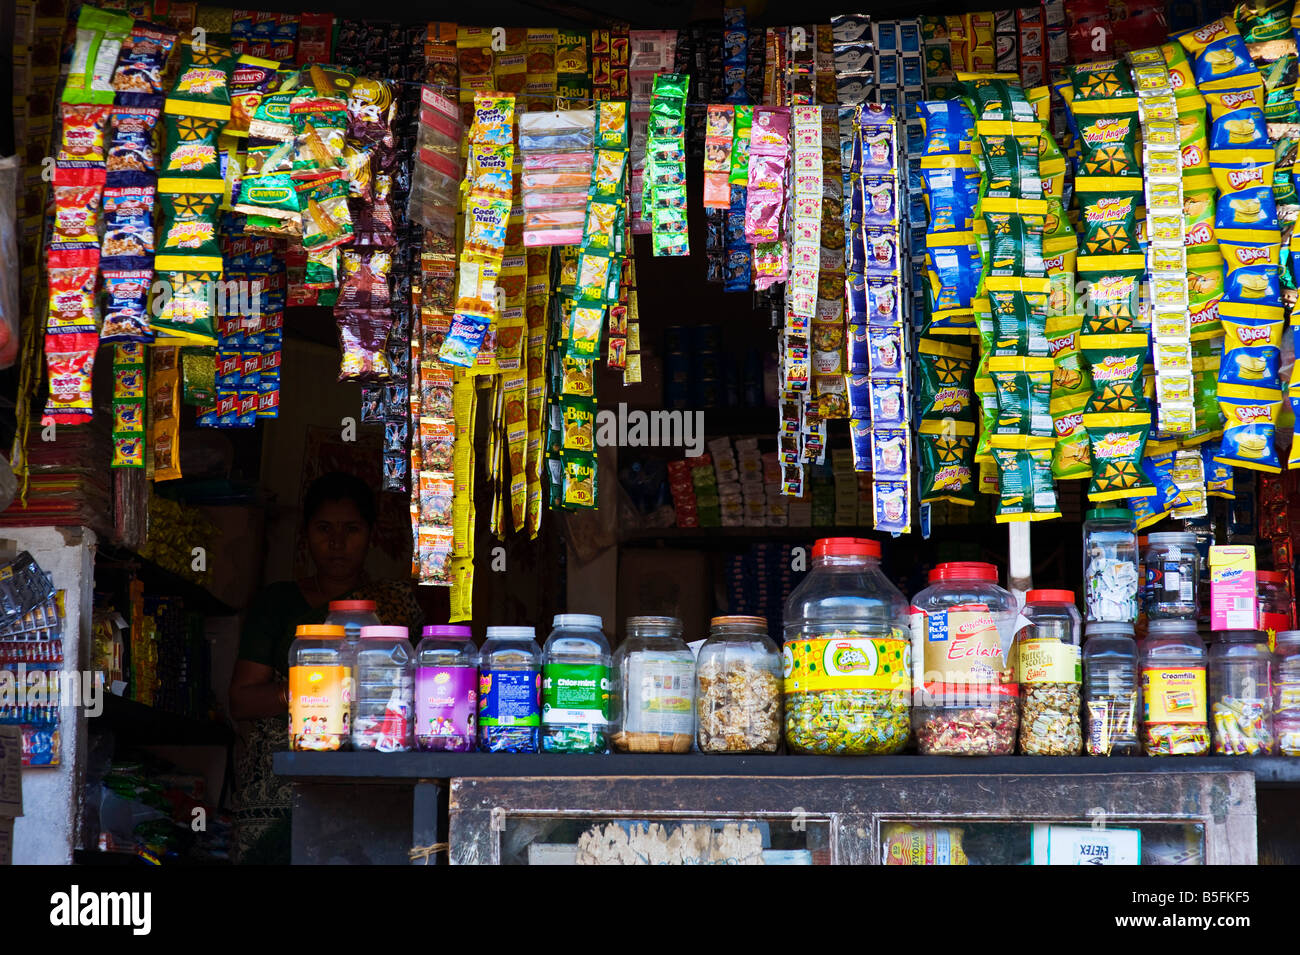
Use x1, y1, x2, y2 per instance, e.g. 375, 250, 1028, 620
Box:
1142, 667, 1207, 723
1018, 638, 1081, 685
624, 656, 694, 735
415, 666, 477, 739
541, 663, 609, 725
479, 670, 540, 727
288, 665, 352, 747
782, 632, 910, 693
910, 607, 1017, 699
1145, 561, 1195, 603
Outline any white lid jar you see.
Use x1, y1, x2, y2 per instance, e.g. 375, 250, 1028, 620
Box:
610, 616, 694, 753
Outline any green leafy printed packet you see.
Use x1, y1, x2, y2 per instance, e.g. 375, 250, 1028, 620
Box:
987, 276, 1051, 356
974, 372, 999, 463
918, 420, 977, 505
561, 396, 597, 453
729, 106, 753, 184
1080, 332, 1150, 415
980, 197, 1047, 280
991, 447, 1060, 523
155, 192, 224, 272
975, 120, 1043, 199
166, 40, 237, 122
1067, 60, 1137, 100
180, 346, 216, 406
987, 356, 1055, 446
574, 248, 618, 303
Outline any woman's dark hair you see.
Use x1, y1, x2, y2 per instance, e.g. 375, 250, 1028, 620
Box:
302, 471, 377, 528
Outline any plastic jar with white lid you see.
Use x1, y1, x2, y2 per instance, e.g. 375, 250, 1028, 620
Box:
909, 562, 1019, 755
351, 625, 413, 752
541, 614, 611, 754
610, 616, 695, 754
1140, 619, 1209, 756
1142, 532, 1199, 620
1082, 621, 1141, 756
478, 626, 541, 753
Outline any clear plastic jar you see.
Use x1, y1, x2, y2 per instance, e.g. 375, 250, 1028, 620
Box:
1140, 619, 1209, 756
541, 614, 611, 754
696, 616, 781, 754
1257, 571, 1292, 637
1142, 532, 1199, 620
288, 624, 351, 751
1083, 621, 1140, 756
325, 599, 381, 669
782, 537, 911, 755
610, 616, 695, 753
478, 626, 541, 753
414, 624, 478, 752
1083, 508, 1139, 622
351, 625, 413, 752
909, 562, 1019, 755
1209, 630, 1273, 755
1275, 631, 1300, 756
1016, 589, 1083, 755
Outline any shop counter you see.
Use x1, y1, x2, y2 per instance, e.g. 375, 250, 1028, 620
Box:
274, 753, 1298, 865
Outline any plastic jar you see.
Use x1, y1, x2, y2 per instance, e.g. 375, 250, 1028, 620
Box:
610, 616, 695, 753
1274, 631, 1300, 756
782, 537, 911, 755
478, 626, 542, 753
351, 626, 413, 752
909, 562, 1019, 755
541, 614, 611, 754
288, 624, 351, 751
325, 599, 381, 667
1016, 589, 1083, 755
1209, 630, 1274, 755
1140, 619, 1209, 756
1257, 571, 1292, 637
1083, 509, 1139, 622
1082, 621, 1140, 756
414, 625, 478, 752
1142, 532, 1199, 620
696, 616, 781, 753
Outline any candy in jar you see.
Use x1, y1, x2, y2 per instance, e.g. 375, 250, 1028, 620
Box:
1208, 629, 1273, 756
1082, 622, 1141, 756
1083, 508, 1139, 622
1140, 619, 1209, 756
351, 626, 414, 752
696, 616, 781, 754
1016, 590, 1083, 756
288, 624, 351, 752
1274, 631, 1300, 756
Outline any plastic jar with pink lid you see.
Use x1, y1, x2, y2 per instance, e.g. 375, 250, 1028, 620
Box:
909, 562, 1019, 755
351, 625, 414, 752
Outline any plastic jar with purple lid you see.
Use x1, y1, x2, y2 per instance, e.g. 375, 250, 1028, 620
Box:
414, 625, 479, 752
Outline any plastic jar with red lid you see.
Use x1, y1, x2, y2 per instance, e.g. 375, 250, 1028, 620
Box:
1257, 571, 1292, 638
782, 537, 911, 755
1015, 590, 1083, 755
909, 562, 1019, 754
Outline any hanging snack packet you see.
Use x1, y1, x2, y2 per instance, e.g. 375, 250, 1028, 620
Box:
64, 7, 132, 105
105, 106, 161, 187
1046, 313, 1091, 396
1068, 60, 1137, 100
300, 178, 354, 251
958, 72, 1037, 124
992, 447, 1060, 522
50, 185, 104, 268
976, 122, 1043, 199
165, 39, 237, 121
155, 192, 222, 272
1079, 255, 1146, 334
1182, 174, 1218, 250
110, 21, 179, 105
43, 332, 100, 424
158, 115, 224, 194
1051, 391, 1092, 479
918, 420, 977, 505
101, 269, 154, 342
1084, 413, 1155, 500
987, 355, 1055, 447
1177, 18, 1256, 91
151, 270, 219, 344
1177, 98, 1210, 173
228, 56, 280, 138
56, 104, 112, 185
919, 100, 976, 155
1074, 108, 1143, 178
1216, 382, 1282, 471
1074, 177, 1144, 254
917, 337, 976, 423
336, 310, 395, 382
987, 276, 1051, 356
46, 266, 99, 332
338, 249, 392, 311
1082, 333, 1150, 415
980, 198, 1047, 278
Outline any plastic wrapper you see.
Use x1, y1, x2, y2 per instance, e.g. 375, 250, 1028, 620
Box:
337, 310, 394, 382
165, 39, 236, 121
105, 106, 161, 187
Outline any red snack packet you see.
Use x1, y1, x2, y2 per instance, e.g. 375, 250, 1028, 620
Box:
43, 332, 100, 424
55, 103, 112, 185
50, 185, 104, 268
46, 266, 100, 332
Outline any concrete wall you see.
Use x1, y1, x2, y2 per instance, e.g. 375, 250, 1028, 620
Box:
8, 525, 95, 865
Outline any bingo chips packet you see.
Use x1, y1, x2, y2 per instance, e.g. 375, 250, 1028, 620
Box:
1051, 391, 1092, 479
1216, 383, 1283, 471
165, 39, 237, 121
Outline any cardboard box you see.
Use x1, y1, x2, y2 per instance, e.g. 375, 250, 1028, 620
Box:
1210, 545, 1257, 631
0, 726, 22, 865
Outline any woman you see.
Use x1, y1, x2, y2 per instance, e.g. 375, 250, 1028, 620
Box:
229, 471, 423, 864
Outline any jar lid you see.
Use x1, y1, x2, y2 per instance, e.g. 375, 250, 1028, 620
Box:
1147, 618, 1199, 636
360, 625, 408, 639
711, 615, 766, 628
295, 624, 345, 638
1147, 531, 1196, 545
1213, 629, 1265, 642
812, 537, 880, 559
929, 561, 998, 583
423, 625, 472, 638
553, 613, 603, 630
486, 626, 536, 639
626, 615, 682, 630
1257, 570, 1286, 583
327, 600, 377, 611
1026, 588, 1076, 604
1086, 621, 1134, 637
1086, 508, 1133, 523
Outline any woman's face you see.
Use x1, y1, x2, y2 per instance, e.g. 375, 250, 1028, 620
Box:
306, 498, 371, 580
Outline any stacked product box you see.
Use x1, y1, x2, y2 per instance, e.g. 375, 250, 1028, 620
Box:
736, 438, 766, 526
693, 454, 721, 527
763, 450, 788, 525
832, 448, 859, 524
667, 458, 698, 528
1018, 6, 1047, 89
710, 436, 744, 527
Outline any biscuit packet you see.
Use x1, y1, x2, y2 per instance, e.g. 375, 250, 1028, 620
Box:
987, 355, 1054, 448
918, 420, 977, 505
1215, 382, 1283, 471
1083, 413, 1155, 501
992, 447, 1060, 522
110, 21, 179, 107
1051, 391, 1092, 479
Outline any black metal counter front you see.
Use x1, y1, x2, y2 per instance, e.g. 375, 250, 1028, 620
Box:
272, 753, 1299, 865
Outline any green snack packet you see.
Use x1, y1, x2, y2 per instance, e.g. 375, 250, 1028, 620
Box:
567, 304, 605, 361
918, 420, 977, 505
974, 372, 999, 463
299, 177, 352, 251
158, 115, 225, 194
917, 337, 976, 423
958, 73, 1036, 123
180, 347, 216, 406
1080, 332, 1150, 415
562, 450, 598, 509
987, 356, 1055, 447
1078, 254, 1146, 334
987, 277, 1051, 356
977, 125, 1043, 199
1082, 413, 1155, 501
151, 270, 219, 345
155, 192, 223, 273
1050, 391, 1092, 479
1074, 177, 1143, 255
561, 397, 597, 453
981, 198, 1047, 279
1075, 112, 1142, 178
992, 447, 1060, 522
304, 245, 339, 289
1068, 60, 1136, 100
165, 39, 237, 122
729, 106, 753, 184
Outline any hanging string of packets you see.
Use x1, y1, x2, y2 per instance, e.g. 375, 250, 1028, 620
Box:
644, 74, 689, 256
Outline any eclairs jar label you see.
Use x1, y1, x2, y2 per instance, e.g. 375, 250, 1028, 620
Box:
479, 669, 540, 727
782, 630, 910, 694
1017, 638, 1082, 684
415, 666, 477, 741
909, 605, 1017, 702
1142, 667, 1207, 723
288, 664, 352, 751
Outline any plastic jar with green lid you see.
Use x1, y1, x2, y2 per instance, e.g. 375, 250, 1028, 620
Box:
1083, 508, 1139, 623
782, 537, 911, 755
